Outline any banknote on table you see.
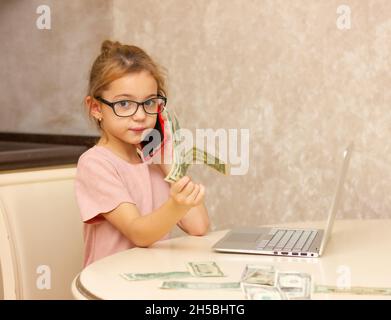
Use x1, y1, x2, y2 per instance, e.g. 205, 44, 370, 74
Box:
314, 285, 391, 296
160, 281, 240, 290
187, 261, 225, 277
240, 265, 276, 286
120, 271, 192, 281
276, 272, 312, 300
241, 283, 287, 300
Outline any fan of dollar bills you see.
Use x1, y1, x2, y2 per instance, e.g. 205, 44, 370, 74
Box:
163, 110, 230, 183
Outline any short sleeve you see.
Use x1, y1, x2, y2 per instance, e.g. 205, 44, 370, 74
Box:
75, 154, 135, 223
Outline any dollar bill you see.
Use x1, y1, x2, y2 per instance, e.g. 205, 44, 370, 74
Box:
240, 265, 276, 286
163, 110, 229, 183
160, 281, 240, 290
276, 272, 312, 300
187, 261, 225, 277
165, 147, 228, 183
314, 285, 391, 296
191, 147, 230, 175
163, 110, 190, 182
120, 271, 192, 281
241, 282, 287, 300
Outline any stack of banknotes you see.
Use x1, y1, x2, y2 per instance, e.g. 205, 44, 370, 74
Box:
240, 265, 312, 300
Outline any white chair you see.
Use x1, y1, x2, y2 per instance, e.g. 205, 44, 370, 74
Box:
0, 166, 83, 299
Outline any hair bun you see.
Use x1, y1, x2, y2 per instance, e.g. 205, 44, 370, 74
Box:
101, 40, 121, 55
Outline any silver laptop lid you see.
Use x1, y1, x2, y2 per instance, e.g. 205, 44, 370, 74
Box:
319, 142, 354, 255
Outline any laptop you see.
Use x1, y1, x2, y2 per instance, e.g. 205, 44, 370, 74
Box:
212, 143, 353, 258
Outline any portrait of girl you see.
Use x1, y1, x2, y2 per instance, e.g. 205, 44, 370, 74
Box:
75, 40, 209, 267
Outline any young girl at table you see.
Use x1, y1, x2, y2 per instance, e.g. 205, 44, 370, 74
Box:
75, 40, 209, 267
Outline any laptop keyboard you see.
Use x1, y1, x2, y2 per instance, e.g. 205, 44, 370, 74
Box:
256, 229, 318, 252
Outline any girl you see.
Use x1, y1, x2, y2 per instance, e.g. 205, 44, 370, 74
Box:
75, 40, 209, 267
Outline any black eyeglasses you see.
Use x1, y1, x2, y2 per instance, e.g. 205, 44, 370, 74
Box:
95, 95, 167, 117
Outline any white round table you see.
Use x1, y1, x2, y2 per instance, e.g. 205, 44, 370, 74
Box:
72, 219, 391, 300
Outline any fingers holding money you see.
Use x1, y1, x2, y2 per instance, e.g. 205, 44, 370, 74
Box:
192, 184, 205, 206
170, 176, 205, 208
186, 183, 205, 206
182, 179, 196, 196
171, 176, 190, 193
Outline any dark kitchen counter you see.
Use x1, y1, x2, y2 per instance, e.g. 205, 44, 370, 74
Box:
0, 132, 99, 171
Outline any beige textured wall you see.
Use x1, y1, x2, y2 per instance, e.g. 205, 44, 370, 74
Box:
1, 1, 391, 229
0, 0, 112, 134
113, 0, 391, 229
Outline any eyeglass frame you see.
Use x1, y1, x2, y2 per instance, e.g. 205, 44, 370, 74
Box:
94, 95, 167, 117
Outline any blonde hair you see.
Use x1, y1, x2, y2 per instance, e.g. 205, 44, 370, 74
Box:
86, 40, 167, 130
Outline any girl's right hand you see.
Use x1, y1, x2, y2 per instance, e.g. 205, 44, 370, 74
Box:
170, 176, 205, 208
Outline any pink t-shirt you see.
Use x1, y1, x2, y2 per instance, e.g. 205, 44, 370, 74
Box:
75, 145, 171, 267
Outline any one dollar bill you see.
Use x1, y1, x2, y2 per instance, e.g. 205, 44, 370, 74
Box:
165, 147, 229, 183
160, 281, 240, 290
163, 110, 229, 183
121, 271, 192, 281
277, 272, 312, 300
314, 285, 391, 296
241, 282, 287, 300
240, 265, 276, 286
187, 261, 225, 277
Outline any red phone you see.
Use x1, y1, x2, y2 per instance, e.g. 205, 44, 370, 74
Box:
140, 111, 166, 160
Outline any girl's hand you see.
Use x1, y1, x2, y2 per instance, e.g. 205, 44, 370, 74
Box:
170, 176, 205, 208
